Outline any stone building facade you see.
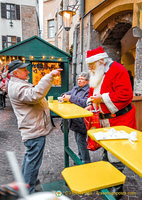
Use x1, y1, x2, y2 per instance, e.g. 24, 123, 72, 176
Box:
77, 0, 142, 95
0, 0, 40, 71
43, 0, 79, 88
0, 0, 39, 50
43, 0, 142, 94
43, 0, 79, 53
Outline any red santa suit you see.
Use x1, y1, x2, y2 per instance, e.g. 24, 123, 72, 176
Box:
88, 61, 136, 129
86, 47, 136, 164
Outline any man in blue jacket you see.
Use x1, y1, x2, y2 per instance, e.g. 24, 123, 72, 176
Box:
62, 72, 90, 163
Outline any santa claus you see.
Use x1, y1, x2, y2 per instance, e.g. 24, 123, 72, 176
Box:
86, 46, 136, 198
86, 46, 136, 162
86, 46, 136, 129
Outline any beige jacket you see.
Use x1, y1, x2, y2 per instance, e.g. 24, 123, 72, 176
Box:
8, 74, 53, 142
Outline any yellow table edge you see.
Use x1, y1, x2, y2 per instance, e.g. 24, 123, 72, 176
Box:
87, 126, 142, 177
48, 100, 93, 119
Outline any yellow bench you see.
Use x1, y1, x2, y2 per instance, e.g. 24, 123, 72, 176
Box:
62, 161, 126, 196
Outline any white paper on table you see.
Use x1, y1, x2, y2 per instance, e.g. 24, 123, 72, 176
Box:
93, 128, 137, 142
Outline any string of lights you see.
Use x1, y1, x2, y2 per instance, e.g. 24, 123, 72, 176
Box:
0, 55, 71, 65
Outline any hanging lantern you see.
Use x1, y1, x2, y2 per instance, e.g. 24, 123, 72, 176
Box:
59, 10, 76, 31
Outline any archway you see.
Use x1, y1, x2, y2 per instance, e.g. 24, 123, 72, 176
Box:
98, 12, 136, 80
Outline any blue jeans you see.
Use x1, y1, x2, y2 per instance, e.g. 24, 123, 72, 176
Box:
22, 136, 46, 193
74, 132, 90, 164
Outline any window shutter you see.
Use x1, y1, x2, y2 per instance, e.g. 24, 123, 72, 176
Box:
17, 37, 21, 43
16, 5, 20, 20
1, 3, 6, 18
2, 36, 7, 49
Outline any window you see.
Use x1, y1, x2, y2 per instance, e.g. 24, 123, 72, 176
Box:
7, 36, 16, 47
6, 4, 16, 20
1, 3, 20, 20
48, 20, 55, 38
2, 36, 21, 49
32, 62, 61, 86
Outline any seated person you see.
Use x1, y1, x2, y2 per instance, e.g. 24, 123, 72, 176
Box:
62, 72, 91, 164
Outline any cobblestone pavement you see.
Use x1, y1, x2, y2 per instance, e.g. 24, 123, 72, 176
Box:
0, 98, 142, 200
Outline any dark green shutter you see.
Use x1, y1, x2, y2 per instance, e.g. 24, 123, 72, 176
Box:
2, 36, 7, 49
16, 5, 20, 20
1, 3, 6, 18
17, 37, 21, 43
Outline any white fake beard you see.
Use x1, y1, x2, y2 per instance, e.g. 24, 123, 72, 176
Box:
89, 62, 105, 88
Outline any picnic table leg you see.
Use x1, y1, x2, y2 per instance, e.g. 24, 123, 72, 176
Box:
63, 119, 69, 168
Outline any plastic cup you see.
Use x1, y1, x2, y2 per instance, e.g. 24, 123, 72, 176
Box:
48, 96, 53, 103
57, 97, 64, 103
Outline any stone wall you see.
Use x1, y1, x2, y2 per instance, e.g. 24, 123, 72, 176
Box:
75, 13, 125, 73
74, 13, 122, 75
75, 12, 133, 69
21, 5, 39, 40
73, 11, 142, 95
134, 38, 142, 95
74, 14, 95, 76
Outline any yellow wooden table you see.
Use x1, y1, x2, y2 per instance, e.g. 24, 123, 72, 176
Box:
88, 126, 142, 177
48, 100, 93, 119
48, 100, 93, 167
46, 101, 125, 199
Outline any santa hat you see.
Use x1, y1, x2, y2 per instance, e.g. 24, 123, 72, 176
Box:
86, 46, 108, 64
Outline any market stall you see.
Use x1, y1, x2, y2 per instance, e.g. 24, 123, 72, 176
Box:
0, 36, 71, 100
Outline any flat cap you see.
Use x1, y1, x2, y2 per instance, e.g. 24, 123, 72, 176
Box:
8, 60, 29, 73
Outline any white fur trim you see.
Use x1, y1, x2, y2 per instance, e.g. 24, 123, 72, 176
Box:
102, 93, 118, 113
86, 53, 108, 64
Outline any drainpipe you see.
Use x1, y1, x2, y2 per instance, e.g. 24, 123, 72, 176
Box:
63, 0, 69, 53
36, 0, 41, 37
72, 25, 78, 86
79, 0, 85, 72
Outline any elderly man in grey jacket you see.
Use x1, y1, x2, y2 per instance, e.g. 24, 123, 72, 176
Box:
7, 60, 62, 193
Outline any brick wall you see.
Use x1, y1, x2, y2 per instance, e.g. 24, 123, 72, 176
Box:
21, 5, 39, 40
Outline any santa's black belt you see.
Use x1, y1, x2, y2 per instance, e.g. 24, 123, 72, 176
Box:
99, 103, 132, 119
